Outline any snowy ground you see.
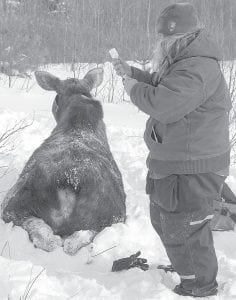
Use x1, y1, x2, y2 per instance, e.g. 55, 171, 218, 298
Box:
0, 65, 236, 299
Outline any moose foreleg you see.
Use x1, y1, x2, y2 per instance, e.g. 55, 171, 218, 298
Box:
63, 230, 96, 255
22, 217, 62, 252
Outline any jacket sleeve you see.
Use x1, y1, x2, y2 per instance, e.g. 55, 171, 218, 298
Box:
131, 66, 157, 85
130, 66, 210, 124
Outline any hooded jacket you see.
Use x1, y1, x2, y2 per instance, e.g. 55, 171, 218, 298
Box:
130, 30, 232, 174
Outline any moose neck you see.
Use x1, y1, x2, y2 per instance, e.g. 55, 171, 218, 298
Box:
52, 97, 108, 143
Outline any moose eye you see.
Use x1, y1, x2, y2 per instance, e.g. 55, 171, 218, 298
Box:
55, 95, 59, 105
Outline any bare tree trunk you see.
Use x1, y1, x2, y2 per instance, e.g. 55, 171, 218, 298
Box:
63, 20, 68, 64
2, 0, 7, 13
96, 0, 101, 60
146, 0, 151, 53
119, 0, 123, 44
71, 0, 79, 78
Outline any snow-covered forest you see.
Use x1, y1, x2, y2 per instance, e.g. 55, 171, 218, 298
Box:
1, 0, 236, 299
1, 0, 236, 69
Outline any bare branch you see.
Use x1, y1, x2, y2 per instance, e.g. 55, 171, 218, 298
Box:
0, 115, 34, 152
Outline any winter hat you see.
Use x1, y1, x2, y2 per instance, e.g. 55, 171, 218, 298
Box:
157, 3, 199, 36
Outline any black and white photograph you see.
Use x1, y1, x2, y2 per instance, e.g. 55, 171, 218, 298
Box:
0, 0, 236, 299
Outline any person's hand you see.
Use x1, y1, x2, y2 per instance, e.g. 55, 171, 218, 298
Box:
112, 58, 132, 77
123, 76, 138, 96
111, 251, 149, 272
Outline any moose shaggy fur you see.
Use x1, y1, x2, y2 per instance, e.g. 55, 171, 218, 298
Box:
1, 68, 126, 255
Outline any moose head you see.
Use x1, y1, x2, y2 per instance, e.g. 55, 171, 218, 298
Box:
35, 68, 104, 123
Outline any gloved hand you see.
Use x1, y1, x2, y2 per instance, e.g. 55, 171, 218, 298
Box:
157, 264, 175, 273
112, 58, 132, 77
123, 76, 138, 96
111, 251, 149, 272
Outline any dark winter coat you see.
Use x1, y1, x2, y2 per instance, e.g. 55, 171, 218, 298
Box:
130, 30, 232, 174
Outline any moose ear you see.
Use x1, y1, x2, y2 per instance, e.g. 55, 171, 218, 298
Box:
35, 71, 61, 91
81, 67, 104, 91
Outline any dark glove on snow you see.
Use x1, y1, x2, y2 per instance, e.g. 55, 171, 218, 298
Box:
111, 251, 149, 272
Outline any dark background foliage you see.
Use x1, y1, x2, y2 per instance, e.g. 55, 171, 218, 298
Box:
0, 0, 236, 73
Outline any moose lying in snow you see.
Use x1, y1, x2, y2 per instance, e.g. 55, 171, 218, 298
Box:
1, 67, 126, 255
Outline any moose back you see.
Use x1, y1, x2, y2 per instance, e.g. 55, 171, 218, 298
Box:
1, 68, 126, 255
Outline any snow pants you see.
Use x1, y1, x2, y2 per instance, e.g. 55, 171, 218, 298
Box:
147, 173, 226, 297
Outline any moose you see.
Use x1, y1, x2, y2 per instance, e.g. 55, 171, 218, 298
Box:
1, 67, 126, 255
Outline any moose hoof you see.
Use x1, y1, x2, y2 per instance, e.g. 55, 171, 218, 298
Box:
63, 230, 95, 255
33, 234, 62, 252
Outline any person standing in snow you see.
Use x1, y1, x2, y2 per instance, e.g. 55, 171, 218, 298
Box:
112, 3, 231, 298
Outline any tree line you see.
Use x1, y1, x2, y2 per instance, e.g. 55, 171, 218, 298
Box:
0, 0, 236, 75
